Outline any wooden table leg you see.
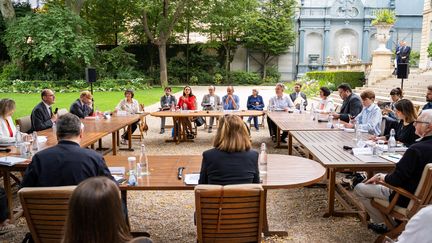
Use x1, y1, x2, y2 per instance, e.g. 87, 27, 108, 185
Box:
323, 168, 336, 217
127, 125, 133, 150
288, 133, 293, 155
263, 189, 288, 236
276, 127, 281, 147
112, 132, 117, 155
98, 139, 102, 149
3, 171, 13, 220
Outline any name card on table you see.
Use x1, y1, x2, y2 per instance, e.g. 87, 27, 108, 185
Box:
109, 167, 125, 175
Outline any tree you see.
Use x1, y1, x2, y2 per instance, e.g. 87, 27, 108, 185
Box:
244, 0, 296, 79
201, 0, 258, 81
3, 6, 95, 79
0, 0, 15, 22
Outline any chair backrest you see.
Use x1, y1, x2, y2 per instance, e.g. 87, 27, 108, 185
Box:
18, 186, 76, 243
195, 184, 265, 243
16, 115, 32, 134
57, 108, 68, 117
407, 163, 432, 215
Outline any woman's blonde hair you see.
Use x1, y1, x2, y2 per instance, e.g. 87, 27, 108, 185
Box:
0, 98, 16, 117
213, 114, 251, 152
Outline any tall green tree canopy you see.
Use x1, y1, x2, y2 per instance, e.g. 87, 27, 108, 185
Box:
3, 6, 95, 79
244, 0, 296, 78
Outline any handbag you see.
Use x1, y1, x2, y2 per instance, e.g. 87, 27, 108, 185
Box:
194, 117, 205, 127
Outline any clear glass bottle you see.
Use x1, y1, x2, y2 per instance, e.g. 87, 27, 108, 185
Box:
52, 122, 57, 135
327, 113, 334, 128
388, 128, 397, 154
355, 124, 364, 147
127, 157, 137, 186
15, 125, 22, 147
138, 143, 150, 176
32, 131, 39, 152
258, 143, 268, 176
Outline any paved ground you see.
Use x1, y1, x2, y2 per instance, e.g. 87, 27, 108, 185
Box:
0, 86, 378, 243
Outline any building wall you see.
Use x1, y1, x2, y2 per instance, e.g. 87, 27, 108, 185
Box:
419, 0, 432, 69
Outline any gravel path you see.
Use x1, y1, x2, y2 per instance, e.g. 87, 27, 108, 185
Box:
0, 86, 378, 243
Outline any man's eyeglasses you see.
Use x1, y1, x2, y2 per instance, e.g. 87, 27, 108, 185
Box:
414, 120, 430, 125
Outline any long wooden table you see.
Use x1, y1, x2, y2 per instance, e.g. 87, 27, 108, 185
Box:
110, 154, 327, 236
151, 110, 265, 143
289, 130, 396, 222
267, 111, 335, 151
0, 114, 146, 220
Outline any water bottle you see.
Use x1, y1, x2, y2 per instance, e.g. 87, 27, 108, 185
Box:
355, 124, 364, 147
127, 157, 137, 186
327, 113, 334, 128
388, 129, 397, 154
299, 100, 304, 114
138, 143, 150, 176
15, 125, 23, 147
170, 103, 175, 111
52, 122, 57, 135
32, 131, 39, 152
258, 143, 268, 177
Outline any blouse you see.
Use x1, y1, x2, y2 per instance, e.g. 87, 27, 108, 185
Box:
178, 95, 197, 110
0, 116, 17, 143
247, 95, 264, 111
115, 98, 140, 114
317, 97, 335, 112
355, 103, 382, 136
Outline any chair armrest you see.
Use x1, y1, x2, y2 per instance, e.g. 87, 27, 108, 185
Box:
377, 181, 419, 202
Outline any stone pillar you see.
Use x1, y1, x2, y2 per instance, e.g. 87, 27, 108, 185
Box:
368, 25, 394, 85
419, 0, 432, 70
299, 28, 306, 64
361, 28, 370, 61
323, 28, 330, 64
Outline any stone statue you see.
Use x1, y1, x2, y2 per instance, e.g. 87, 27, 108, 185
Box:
340, 43, 351, 64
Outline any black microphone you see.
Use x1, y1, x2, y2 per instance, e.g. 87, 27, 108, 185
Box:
0, 148, 11, 153
177, 167, 185, 180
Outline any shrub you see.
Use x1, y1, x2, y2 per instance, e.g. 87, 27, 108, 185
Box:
428, 42, 432, 58
371, 9, 396, 26
304, 71, 365, 90
213, 73, 223, 85
94, 46, 141, 79
409, 51, 420, 67
264, 66, 281, 84
229, 71, 262, 85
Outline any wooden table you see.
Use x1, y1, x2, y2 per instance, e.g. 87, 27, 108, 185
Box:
104, 154, 326, 236
267, 111, 334, 151
289, 130, 396, 221
151, 110, 265, 144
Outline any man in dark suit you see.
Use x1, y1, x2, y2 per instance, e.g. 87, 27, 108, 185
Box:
159, 86, 177, 134
31, 89, 57, 132
332, 83, 362, 123
354, 110, 432, 233
69, 90, 94, 119
397, 41, 411, 64
22, 113, 113, 187
289, 83, 308, 110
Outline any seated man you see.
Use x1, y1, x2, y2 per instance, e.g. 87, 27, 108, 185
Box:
423, 85, 432, 111
332, 83, 362, 123
22, 113, 114, 187
267, 83, 294, 143
159, 86, 177, 134
354, 110, 432, 233
31, 89, 57, 132
222, 86, 239, 110
289, 83, 308, 110
345, 90, 382, 136
70, 91, 94, 119
201, 85, 221, 133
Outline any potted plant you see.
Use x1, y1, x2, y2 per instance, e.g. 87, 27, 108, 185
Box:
371, 9, 396, 52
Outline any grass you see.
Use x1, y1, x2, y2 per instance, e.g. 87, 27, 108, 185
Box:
0, 87, 182, 120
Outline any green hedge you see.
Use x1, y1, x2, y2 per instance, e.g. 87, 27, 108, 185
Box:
0, 78, 152, 93
304, 71, 365, 90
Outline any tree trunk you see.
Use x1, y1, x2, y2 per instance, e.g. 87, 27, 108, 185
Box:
224, 45, 230, 82
0, 0, 15, 22
262, 53, 267, 79
158, 43, 168, 88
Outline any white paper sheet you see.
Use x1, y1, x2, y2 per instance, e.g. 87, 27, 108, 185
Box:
184, 173, 200, 185
0, 156, 27, 166
109, 167, 125, 175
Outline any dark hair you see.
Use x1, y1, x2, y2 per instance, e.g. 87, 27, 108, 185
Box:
390, 87, 403, 97
337, 83, 352, 93
56, 113, 81, 140
0, 98, 16, 117
319, 87, 331, 97
124, 89, 134, 98
41, 89, 52, 99
360, 90, 375, 100
164, 86, 172, 92
428, 85, 432, 92
63, 177, 132, 243
295, 83, 302, 88
182, 86, 195, 97
394, 99, 417, 123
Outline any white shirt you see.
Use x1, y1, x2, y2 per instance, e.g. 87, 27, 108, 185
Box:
0, 116, 17, 143
269, 95, 294, 111
318, 97, 335, 112
397, 205, 432, 243
116, 98, 140, 114
43, 102, 51, 116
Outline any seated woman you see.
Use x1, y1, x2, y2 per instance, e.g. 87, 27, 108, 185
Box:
116, 89, 141, 144
345, 90, 382, 136
198, 114, 259, 185
0, 98, 23, 143
372, 99, 419, 146
246, 88, 264, 131
316, 87, 334, 113
63, 177, 152, 243
383, 87, 403, 121
70, 91, 94, 119
177, 86, 197, 139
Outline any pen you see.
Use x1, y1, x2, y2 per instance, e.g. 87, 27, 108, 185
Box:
388, 155, 401, 160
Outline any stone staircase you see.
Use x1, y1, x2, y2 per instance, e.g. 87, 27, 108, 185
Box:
311, 69, 429, 109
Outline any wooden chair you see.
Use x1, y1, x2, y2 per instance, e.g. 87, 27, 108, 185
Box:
371, 163, 432, 243
18, 186, 76, 243
15, 115, 32, 133
195, 184, 265, 243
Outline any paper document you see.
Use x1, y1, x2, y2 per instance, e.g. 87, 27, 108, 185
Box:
352, 147, 372, 156
37, 136, 47, 143
356, 155, 388, 163
380, 154, 402, 163
0, 142, 16, 147
109, 167, 125, 175
0, 156, 27, 166
184, 173, 200, 185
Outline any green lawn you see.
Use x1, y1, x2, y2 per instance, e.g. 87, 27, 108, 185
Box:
0, 87, 182, 120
